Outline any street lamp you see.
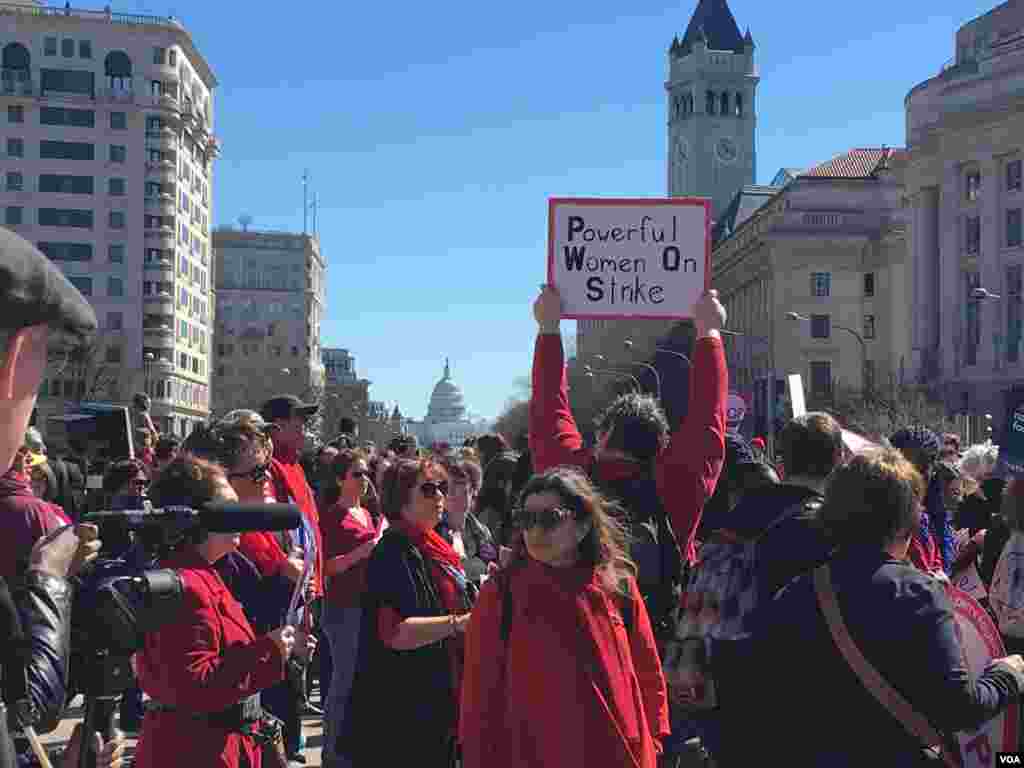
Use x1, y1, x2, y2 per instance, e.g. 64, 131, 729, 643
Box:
972, 288, 1001, 301
144, 352, 155, 398
788, 311, 870, 395
622, 340, 663, 402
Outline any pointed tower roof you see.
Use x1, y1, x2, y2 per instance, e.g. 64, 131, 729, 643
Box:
391, 404, 402, 420
744, 27, 755, 47
681, 0, 745, 54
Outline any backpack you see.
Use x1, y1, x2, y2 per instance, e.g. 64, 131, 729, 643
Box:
662, 494, 824, 705
597, 468, 683, 645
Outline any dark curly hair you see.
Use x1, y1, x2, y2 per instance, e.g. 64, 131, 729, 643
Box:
595, 393, 669, 463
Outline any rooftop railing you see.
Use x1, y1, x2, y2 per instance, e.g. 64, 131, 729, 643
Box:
0, 1, 183, 29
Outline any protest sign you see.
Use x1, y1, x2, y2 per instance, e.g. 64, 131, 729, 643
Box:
948, 585, 1019, 766
787, 374, 806, 418
548, 198, 710, 319
1000, 403, 1024, 475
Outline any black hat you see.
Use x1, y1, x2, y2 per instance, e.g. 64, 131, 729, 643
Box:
0, 228, 97, 340
260, 394, 319, 423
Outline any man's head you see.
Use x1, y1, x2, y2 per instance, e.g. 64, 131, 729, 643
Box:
0, 229, 97, 474
594, 393, 669, 463
338, 416, 357, 438
889, 425, 942, 480
778, 412, 844, 480
260, 394, 318, 453
388, 434, 419, 459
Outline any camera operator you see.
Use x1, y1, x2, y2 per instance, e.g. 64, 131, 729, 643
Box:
0, 229, 106, 765
133, 453, 315, 768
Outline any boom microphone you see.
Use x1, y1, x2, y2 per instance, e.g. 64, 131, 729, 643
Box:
200, 503, 301, 533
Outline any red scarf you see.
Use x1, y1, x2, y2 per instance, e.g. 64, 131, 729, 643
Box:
393, 520, 465, 613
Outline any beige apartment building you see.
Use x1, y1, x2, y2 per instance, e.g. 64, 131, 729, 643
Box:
905, 0, 1024, 429
211, 229, 326, 415
0, 0, 218, 437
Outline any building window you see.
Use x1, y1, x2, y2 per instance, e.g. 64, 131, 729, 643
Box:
108, 244, 124, 263
1008, 160, 1022, 192
4, 206, 22, 226
105, 346, 122, 364
79, 40, 92, 59
1009, 209, 1023, 248
809, 361, 832, 398
107, 277, 123, 297
735, 93, 743, 117
40, 69, 94, 97
107, 312, 123, 331
39, 208, 93, 228
720, 92, 729, 116
810, 272, 831, 297
44, 37, 57, 56
966, 272, 980, 366
1009, 265, 1022, 364
864, 271, 875, 297
966, 170, 982, 202
966, 216, 981, 254
39, 140, 93, 161
108, 211, 125, 229
68, 276, 92, 296
179, 352, 188, 369
108, 178, 126, 197
110, 111, 126, 130
38, 242, 92, 262
863, 315, 876, 339
39, 174, 93, 194
61, 39, 74, 58
810, 314, 831, 339
705, 90, 715, 115
109, 145, 126, 163
6, 138, 23, 157
8, 105, 23, 123
153, 47, 166, 65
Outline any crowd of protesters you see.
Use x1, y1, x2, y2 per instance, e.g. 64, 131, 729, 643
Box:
5, 216, 1024, 768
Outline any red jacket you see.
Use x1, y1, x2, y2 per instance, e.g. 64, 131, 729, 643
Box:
0, 472, 70, 582
529, 333, 727, 564
460, 562, 670, 768
269, 449, 324, 600
134, 549, 285, 768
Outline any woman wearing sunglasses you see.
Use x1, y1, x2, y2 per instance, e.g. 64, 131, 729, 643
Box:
342, 458, 471, 768
319, 449, 387, 768
460, 467, 669, 768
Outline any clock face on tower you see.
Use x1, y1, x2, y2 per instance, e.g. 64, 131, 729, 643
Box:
716, 137, 739, 165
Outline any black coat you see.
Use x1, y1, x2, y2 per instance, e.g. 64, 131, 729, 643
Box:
342, 528, 461, 767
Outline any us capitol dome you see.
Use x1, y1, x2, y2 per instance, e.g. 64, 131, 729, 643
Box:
405, 359, 480, 448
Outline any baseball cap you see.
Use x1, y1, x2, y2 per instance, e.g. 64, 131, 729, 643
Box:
260, 394, 319, 423
0, 228, 96, 340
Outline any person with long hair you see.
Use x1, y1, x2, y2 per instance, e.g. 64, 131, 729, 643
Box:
319, 449, 387, 767
133, 453, 314, 768
342, 458, 471, 767
460, 467, 669, 768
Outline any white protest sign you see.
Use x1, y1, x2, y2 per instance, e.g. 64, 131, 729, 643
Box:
948, 585, 1019, 766
548, 198, 709, 319
787, 374, 806, 418
952, 563, 988, 601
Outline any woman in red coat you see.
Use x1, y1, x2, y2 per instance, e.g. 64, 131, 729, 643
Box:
133, 454, 314, 768
460, 466, 670, 768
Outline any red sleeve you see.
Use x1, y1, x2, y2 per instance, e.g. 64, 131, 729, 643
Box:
238, 532, 285, 577
627, 578, 671, 741
138, 572, 285, 712
377, 605, 402, 645
656, 336, 727, 564
459, 578, 504, 767
529, 333, 593, 474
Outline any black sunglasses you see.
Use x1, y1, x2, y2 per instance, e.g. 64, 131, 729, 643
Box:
513, 506, 577, 530
419, 481, 448, 498
229, 464, 269, 484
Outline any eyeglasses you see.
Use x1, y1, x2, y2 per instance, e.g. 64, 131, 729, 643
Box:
229, 464, 269, 484
419, 481, 448, 498
513, 506, 577, 531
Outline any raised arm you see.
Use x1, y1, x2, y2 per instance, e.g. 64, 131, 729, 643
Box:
657, 290, 728, 564
528, 286, 591, 474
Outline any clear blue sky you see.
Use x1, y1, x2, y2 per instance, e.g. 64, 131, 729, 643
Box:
121, 0, 998, 420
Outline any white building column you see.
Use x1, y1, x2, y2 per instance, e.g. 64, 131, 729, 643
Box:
939, 163, 962, 380
911, 187, 941, 380
979, 157, 1003, 372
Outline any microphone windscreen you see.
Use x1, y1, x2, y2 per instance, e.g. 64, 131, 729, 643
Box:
198, 503, 301, 533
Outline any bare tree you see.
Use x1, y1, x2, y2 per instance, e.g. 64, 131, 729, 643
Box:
493, 398, 529, 444
67, 342, 119, 403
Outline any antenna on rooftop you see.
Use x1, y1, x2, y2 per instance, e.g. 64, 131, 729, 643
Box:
238, 214, 252, 232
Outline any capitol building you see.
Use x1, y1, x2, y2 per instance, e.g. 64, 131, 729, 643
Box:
404, 360, 485, 448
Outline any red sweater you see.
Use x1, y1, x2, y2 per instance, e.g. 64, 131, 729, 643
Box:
529, 333, 727, 564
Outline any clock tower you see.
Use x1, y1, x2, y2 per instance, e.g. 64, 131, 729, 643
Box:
667, 0, 758, 222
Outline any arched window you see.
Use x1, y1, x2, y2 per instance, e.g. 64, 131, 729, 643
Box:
104, 51, 132, 91
686, 93, 694, 114
720, 92, 729, 116
735, 93, 744, 117
706, 90, 716, 115
2, 42, 30, 71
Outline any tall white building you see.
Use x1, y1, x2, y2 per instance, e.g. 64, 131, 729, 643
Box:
0, 1, 219, 437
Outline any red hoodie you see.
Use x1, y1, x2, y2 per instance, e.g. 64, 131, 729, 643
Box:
529, 333, 727, 565
0, 470, 70, 582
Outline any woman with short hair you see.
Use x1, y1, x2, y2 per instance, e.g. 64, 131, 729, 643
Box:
342, 458, 471, 768
460, 467, 669, 768
439, 459, 497, 586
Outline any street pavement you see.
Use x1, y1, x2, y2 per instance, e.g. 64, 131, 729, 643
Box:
41, 693, 326, 767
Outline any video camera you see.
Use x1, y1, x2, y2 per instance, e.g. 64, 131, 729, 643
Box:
67, 501, 300, 768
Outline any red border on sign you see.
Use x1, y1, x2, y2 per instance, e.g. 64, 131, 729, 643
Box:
546, 197, 712, 320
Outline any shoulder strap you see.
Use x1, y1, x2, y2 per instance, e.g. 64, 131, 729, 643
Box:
812, 565, 959, 768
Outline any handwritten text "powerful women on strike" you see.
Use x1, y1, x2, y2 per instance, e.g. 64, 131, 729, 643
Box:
563, 215, 698, 306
